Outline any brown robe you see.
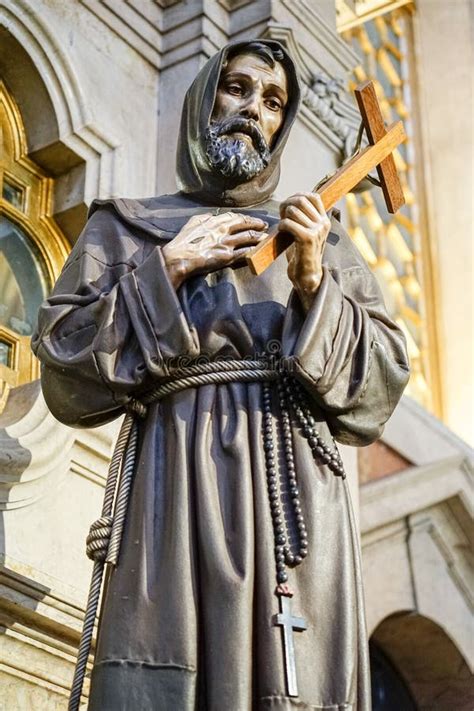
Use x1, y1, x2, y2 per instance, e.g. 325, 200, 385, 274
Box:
32, 41, 409, 711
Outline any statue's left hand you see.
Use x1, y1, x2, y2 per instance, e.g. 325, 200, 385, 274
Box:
279, 192, 331, 312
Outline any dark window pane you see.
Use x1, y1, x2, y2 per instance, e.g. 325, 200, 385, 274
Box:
0, 339, 12, 367
0, 216, 49, 337
2, 181, 24, 210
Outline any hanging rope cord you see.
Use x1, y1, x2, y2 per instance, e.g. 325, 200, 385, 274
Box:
68, 358, 281, 711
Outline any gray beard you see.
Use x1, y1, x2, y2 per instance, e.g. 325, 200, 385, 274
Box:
205, 120, 271, 182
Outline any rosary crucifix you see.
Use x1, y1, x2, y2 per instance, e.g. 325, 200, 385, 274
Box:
247, 80, 406, 275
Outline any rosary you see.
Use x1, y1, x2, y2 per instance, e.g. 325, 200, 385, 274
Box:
261, 372, 345, 697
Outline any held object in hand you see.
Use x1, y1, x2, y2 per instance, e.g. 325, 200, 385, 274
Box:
246, 81, 407, 276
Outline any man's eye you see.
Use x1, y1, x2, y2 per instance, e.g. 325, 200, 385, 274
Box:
266, 98, 282, 111
227, 84, 243, 96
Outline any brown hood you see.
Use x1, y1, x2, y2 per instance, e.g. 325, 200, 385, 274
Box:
176, 39, 301, 208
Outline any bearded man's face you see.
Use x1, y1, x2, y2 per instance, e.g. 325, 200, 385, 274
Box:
205, 52, 288, 182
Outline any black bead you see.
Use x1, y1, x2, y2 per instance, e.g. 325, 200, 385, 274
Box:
300, 530, 308, 541
276, 534, 286, 545
299, 549, 308, 559
294, 555, 302, 565
277, 571, 288, 583
276, 561, 286, 572
286, 553, 295, 565
298, 522, 306, 532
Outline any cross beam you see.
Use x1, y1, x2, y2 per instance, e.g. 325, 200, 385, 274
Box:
246, 80, 407, 276
273, 594, 307, 697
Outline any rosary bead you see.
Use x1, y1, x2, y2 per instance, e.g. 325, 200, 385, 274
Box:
299, 549, 308, 559
276, 534, 286, 545
277, 571, 288, 584
273, 516, 283, 526
300, 530, 308, 541
294, 555, 303, 565
276, 525, 285, 535
286, 553, 295, 565
264, 441, 274, 452
307, 415, 315, 426
296, 514, 304, 523
276, 561, 286, 573
268, 483, 278, 495
294, 505, 302, 515
269, 492, 279, 502
308, 436, 319, 448
297, 522, 306, 532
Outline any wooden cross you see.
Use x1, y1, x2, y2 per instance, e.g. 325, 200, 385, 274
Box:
273, 593, 308, 697
246, 81, 407, 275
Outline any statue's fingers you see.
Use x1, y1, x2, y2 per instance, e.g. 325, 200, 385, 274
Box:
282, 204, 314, 228
227, 229, 268, 247
227, 215, 268, 234
307, 192, 328, 217
279, 217, 313, 244
229, 246, 256, 265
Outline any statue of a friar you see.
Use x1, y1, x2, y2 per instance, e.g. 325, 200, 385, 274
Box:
32, 40, 409, 711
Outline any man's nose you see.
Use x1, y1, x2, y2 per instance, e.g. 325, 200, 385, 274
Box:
239, 94, 260, 122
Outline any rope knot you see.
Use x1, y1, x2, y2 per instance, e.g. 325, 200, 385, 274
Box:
125, 398, 147, 419
86, 515, 113, 561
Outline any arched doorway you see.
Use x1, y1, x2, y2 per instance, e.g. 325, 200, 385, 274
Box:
371, 612, 473, 711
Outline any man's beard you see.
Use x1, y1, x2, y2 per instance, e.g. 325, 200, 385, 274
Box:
204, 116, 271, 182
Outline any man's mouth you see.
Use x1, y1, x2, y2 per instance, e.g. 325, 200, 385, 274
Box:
228, 131, 254, 145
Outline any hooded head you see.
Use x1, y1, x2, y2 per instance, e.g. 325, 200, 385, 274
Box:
176, 40, 301, 208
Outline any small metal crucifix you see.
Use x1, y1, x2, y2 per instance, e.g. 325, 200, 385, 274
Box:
274, 592, 308, 697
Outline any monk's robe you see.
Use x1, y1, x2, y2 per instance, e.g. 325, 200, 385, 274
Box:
32, 40, 409, 711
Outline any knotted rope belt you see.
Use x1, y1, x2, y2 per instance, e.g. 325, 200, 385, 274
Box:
68, 358, 345, 711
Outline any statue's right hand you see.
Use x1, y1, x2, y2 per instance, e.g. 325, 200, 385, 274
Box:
162, 212, 268, 290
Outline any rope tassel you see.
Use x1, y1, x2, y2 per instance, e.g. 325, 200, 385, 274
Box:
68, 412, 138, 711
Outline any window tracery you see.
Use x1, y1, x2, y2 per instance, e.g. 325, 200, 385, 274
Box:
339, 4, 441, 415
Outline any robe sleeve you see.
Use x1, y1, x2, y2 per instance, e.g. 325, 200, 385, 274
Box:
32, 207, 199, 427
284, 229, 410, 446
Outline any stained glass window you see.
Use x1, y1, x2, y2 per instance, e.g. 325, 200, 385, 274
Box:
339, 4, 441, 415
0, 216, 49, 337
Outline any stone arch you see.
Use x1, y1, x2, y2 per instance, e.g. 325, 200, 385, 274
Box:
371, 611, 473, 710
0, 0, 122, 242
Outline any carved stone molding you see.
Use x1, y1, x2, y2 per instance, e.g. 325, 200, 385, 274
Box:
0, 382, 74, 510
361, 453, 474, 667
0, 381, 116, 510
0, 0, 123, 241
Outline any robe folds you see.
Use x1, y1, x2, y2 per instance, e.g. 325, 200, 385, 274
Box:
32, 190, 410, 711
